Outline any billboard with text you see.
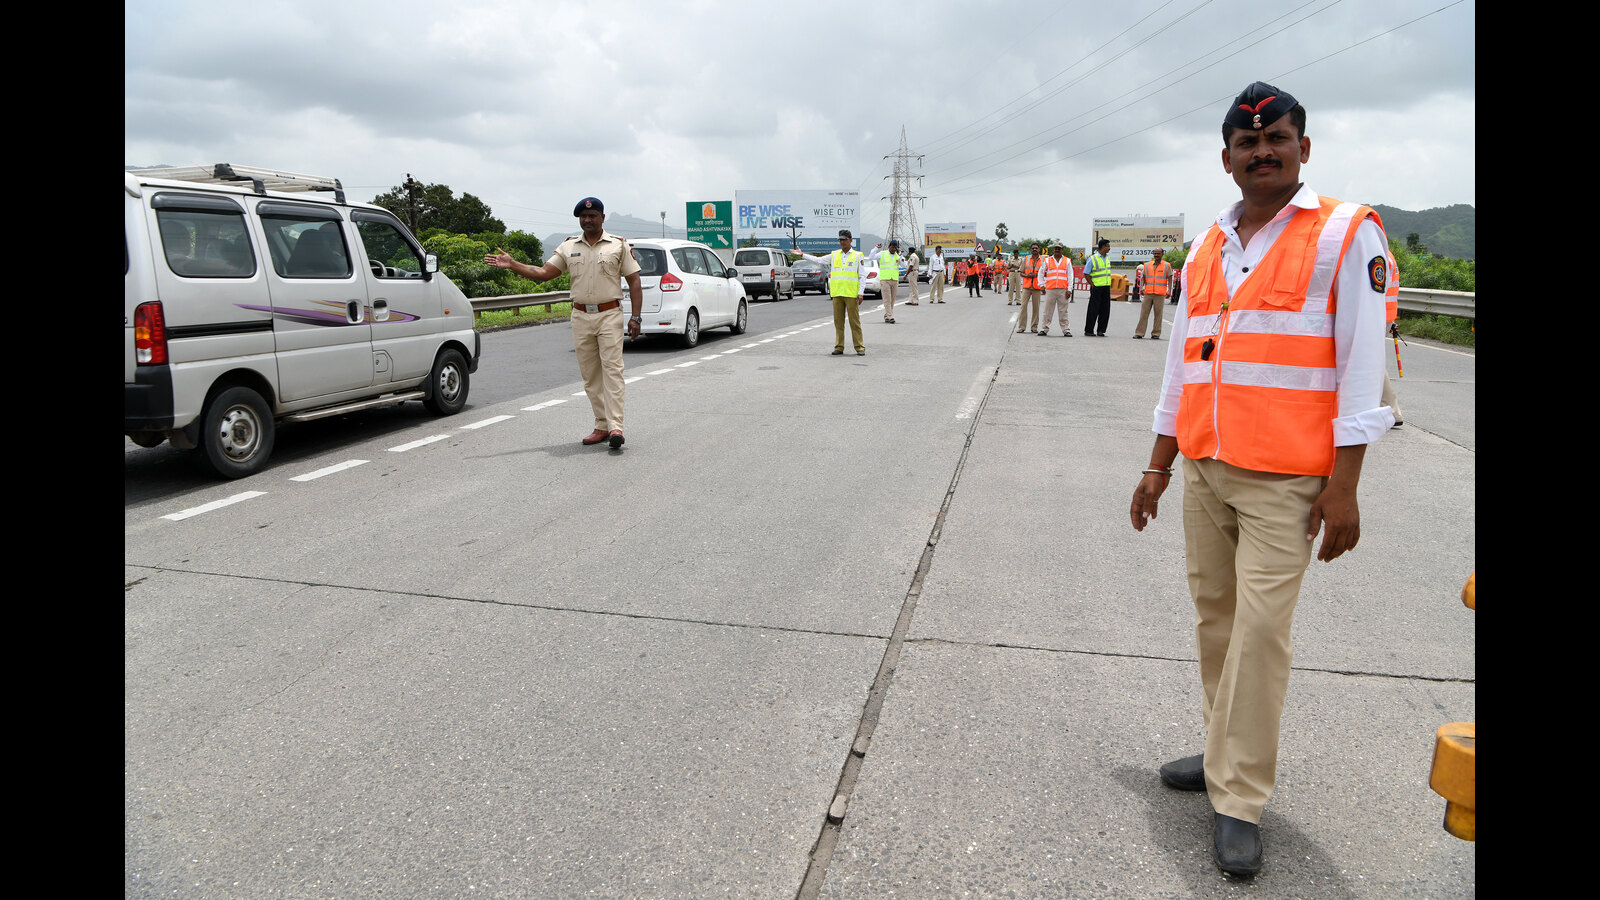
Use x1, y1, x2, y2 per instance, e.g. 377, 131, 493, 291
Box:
924, 222, 979, 255
734, 190, 861, 254
1092, 215, 1185, 262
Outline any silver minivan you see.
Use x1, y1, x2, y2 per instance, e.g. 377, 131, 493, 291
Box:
731, 246, 795, 300
125, 164, 481, 478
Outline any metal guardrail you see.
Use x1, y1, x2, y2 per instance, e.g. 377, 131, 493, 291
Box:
1396, 287, 1473, 320
469, 291, 572, 320
469, 287, 1474, 321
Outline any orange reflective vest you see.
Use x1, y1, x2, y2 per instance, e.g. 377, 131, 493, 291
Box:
1022, 255, 1042, 289
1140, 260, 1172, 296
1041, 256, 1074, 289
1177, 197, 1383, 477
1384, 248, 1398, 323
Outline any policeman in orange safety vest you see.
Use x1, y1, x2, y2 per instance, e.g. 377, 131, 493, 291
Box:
1132, 247, 1173, 339
1128, 82, 1397, 879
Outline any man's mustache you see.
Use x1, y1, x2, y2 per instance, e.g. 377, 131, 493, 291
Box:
1247, 158, 1282, 172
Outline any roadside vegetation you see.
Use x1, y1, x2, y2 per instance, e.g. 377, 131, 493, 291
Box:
1390, 234, 1474, 348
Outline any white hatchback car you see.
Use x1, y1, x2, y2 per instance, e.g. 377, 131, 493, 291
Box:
859, 255, 882, 297
627, 239, 748, 348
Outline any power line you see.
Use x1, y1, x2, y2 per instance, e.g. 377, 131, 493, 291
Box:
927, 0, 1467, 199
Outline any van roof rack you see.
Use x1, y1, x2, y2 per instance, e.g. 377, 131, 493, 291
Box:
126, 163, 346, 205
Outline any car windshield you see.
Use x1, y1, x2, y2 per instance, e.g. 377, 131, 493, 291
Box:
793, 261, 822, 271
631, 247, 668, 277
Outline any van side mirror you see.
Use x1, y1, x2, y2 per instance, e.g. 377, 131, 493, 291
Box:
423, 253, 438, 281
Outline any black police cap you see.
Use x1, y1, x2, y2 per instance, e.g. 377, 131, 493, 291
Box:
1225, 81, 1297, 132
574, 197, 604, 215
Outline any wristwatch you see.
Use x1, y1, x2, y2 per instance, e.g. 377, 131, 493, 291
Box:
629, 315, 642, 322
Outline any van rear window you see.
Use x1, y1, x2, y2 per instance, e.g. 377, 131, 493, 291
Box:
156, 209, 257, 278
734, 250, 769, 265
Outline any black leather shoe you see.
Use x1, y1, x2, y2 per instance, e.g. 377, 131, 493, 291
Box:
1159, 754, 1206, 791
831, 349, 844, 355
608, 430, 625, 449
1213, 814, 1263, 877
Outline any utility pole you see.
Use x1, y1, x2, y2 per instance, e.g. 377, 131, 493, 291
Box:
882, 126, 925, 249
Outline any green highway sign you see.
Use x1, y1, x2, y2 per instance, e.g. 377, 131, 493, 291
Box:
687, 200, 733, 249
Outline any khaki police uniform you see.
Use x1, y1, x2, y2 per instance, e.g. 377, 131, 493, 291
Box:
547, 231, 641, 432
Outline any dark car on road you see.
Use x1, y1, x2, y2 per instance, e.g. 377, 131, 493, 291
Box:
791, 259, 829, 295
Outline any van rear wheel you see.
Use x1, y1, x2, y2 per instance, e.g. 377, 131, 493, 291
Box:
424, 348, 469, 415
196, 385, 274, 479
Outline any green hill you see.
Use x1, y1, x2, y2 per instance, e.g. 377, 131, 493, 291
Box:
1369, 204, 1475, 260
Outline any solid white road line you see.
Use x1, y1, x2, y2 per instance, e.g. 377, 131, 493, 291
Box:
290, 460, 369, 482
162, 491, 267, 521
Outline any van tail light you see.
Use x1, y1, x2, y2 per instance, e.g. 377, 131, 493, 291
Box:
134, 301, 168, 365
769, 268, 776, 278
659, 272, 684, 292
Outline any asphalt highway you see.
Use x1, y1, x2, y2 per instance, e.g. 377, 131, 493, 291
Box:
125, 290, 1475, 898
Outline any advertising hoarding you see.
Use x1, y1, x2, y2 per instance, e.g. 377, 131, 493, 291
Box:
733, 190, 861, 254
1092, 215, 1185, 262
925, 222, 979, 256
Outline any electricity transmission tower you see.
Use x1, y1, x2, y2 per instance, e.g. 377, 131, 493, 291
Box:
882, 126, 925, 248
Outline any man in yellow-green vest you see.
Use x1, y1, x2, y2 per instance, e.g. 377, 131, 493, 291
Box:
879, 240, 902, 323
794, 229, 868, 355
1084, 237, 1113, 336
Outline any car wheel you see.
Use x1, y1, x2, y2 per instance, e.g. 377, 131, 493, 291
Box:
730, 299, 748, 334
196, 385, 275, 479
680, 308, 700, 348
424, 348, 469, 415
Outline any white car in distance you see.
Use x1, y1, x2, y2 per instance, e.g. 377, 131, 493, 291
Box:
626, 239, 748, 348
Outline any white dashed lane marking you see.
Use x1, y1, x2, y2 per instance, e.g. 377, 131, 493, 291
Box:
388, 434, 449, 452
158, 316, 844, 520
162, 491, 267, 521
290, 460, 369, 482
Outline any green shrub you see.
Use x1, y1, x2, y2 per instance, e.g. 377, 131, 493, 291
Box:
1396, 313, 1474, 347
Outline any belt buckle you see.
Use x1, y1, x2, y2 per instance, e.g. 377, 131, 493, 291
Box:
579, 302, 599, 313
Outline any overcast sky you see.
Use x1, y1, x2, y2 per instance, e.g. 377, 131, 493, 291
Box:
125, 0, 1474, 250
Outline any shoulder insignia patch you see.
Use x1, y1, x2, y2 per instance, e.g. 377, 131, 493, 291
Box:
1368, 256, 1386, 293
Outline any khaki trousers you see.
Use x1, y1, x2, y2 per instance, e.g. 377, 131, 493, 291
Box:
832, 295, 864, 352
1136, 291, 1166, 337
572, 306, 626, 431
906, 273, 920, 303
1040, 289, 1071, 331
931, 271, 945, 302
1182, 456, 1323, 824
1009, 276, 1021, 303
1016, 288, 1042, 331
882, 280, 898, 319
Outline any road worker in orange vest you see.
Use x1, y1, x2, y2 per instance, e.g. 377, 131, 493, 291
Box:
1128, 81, 1396, 879
1132, 247, 1173, 339
1037, 243, 1074, 336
